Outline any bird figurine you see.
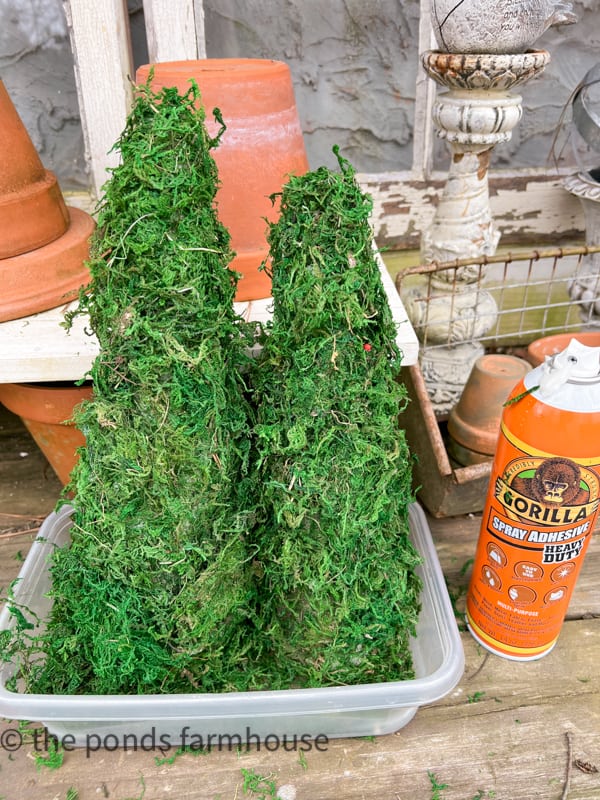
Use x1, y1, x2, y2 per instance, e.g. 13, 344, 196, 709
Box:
431, 0, 577, 54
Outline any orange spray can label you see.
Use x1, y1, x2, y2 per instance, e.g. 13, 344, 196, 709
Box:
466, 340, 600, 660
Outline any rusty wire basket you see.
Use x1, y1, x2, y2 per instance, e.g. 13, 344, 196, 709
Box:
395, 244, 600, 353
394, 244, 600, 517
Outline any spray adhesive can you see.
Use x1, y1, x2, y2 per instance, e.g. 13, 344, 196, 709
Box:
466, 339, 600, 660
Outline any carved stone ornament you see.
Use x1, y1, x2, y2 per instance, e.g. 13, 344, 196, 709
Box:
431, 0, 577, 55
423, 51, 550, 93
402, 283, 498, 345
563, 172, 600, 323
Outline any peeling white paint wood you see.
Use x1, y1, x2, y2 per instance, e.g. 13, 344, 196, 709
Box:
359, 170, 585, 252
143, 0, 205, 62
413, 0, 436, 178
62, 0, 134, 199
63, 0, 208, 200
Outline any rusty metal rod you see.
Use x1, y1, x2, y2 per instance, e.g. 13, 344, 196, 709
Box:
395, 244, 600, 281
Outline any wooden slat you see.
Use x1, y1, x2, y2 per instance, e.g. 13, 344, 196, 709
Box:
412, 0, 436, 178
0, 302, 99, 383
63, 0, 134, 200
143, 0, 200, 62
359, 171, 585, 252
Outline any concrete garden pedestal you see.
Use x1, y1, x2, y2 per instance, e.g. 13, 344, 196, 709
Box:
402, 50, 549, 416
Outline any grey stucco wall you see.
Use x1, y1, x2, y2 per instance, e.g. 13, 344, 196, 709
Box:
1, 0, 599, 188
204, 0, 421, 172
0, 0, 87, 189
490, 0, 600, 171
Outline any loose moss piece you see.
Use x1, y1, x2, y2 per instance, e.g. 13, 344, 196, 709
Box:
30, 77, 258, 695
248, 147, 421, 688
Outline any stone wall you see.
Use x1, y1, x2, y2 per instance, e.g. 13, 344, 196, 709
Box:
2, 0, 598, 187
0, 0, 86, 188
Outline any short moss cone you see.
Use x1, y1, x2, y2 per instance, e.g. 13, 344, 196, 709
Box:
250, 148, 422, 688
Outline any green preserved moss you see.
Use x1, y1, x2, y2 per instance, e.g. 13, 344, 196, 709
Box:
31, 78, 257, 694
248, 147, 421, 688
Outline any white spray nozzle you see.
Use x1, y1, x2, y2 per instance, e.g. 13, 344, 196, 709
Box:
538, 338, 600, 396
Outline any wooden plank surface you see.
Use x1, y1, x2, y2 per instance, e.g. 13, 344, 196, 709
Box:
0, 623, 597, 799
1, 408, 599, 799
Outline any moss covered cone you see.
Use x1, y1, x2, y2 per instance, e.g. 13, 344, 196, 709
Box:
250, 149, 422, 689
33, 80, 257, 695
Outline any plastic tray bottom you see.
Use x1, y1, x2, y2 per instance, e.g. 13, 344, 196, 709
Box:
0, 503, 463, 744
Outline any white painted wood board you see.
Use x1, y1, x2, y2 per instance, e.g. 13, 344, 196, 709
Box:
62, 0, 134, 200
143, 0, 202, 62
0, 254, 418, 384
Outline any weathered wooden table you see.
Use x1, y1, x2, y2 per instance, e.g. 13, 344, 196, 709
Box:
0, 405, 598, 800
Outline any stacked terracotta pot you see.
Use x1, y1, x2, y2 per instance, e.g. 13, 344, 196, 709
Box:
447, 353, 531, 466
0, 80, 94, 323
0, 81, 95, 485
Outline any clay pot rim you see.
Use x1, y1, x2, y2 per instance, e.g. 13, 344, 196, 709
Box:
447, 412, 503, 454
472, 353, 530, 379
527, 332, 600, 367
138, 58, 291, 79
0, 381, 93, 425
447, 354, 531, 459
0, 206, 94, 323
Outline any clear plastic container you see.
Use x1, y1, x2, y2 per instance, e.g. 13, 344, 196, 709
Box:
0, 503, 463, 747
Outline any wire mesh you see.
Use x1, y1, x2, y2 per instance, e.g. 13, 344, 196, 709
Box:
395, 245, 600, 351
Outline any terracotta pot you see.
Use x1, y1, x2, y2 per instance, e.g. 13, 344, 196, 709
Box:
527, 332, 600, 367
0, 81, 69, 258
0, 382, 92, 486
447, 354, 530, 466
0, 207, 96, 323
135, 59, 309, 302
0, 81, 94, 322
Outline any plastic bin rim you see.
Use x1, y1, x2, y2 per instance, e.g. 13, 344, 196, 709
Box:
0, 503, 464, 720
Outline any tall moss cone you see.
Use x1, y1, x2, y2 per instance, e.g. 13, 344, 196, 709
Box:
250, 148, 422, 688
33, 80, 256, 695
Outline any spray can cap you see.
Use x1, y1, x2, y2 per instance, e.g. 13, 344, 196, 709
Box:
537, 338, 600, 397
521, 339, 600, 414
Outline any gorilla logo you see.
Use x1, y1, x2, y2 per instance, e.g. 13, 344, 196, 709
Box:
512, 457, 589, 507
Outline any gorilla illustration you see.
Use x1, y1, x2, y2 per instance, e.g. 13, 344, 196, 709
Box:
511, 457, 589, 506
